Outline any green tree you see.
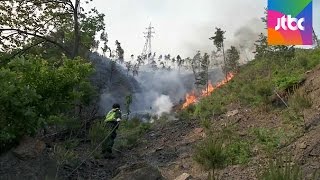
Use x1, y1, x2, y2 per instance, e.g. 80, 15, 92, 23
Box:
191, 52, 210, 91
254, 33, 269, 59
194, 137, 228, 180
200, 53, 210, 94
125, 94, 133, 118
132, 64, 139, 77
165, 54, 171, 62
225, 46, 240, 74
137, 55, 144, 66
109, 60, 116, 83
125, 61, 132, 76
210, 28, 227, 78
0, 0, 105, 58
158, 55, 163, 62
101, 31, 112, 57
115, 40, 124, 63
177, 55, 184, 72
151, 60, 158, 70
160, 62, 166, 69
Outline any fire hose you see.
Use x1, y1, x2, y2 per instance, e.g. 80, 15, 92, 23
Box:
68, 121, 120, 177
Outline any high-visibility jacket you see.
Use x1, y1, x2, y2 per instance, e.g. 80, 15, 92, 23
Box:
105, 108, 122, 122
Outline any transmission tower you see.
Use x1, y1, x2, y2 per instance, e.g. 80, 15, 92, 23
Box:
141, 23, 155, 63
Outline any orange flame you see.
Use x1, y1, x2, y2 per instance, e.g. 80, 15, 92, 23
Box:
201, 81, 215, 97
182, 91, 197, 109
182, 73, 235, 109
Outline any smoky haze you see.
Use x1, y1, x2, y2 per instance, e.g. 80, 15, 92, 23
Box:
91, 0, 320, 59
89, 0, 320, 117
123, 65, 223, 116
90, 54, 223, 117
93, 0, 267, 58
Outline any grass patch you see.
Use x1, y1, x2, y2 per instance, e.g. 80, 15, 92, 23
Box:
178, 105, 196, 120
114, 118, 151, 150
52, 144, 79, 168
220, 126, 251, 165
288, 88, 312, 111
194, 97, 226, 118
64, 138, 80, 150
200, 118, 212, 130
250, 128, 286, 154
259, 157, 303, 180
194, 125, 252, 179
225, 140, 251, 164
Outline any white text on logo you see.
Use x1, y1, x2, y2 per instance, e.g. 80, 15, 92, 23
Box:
275, 15, 305, 31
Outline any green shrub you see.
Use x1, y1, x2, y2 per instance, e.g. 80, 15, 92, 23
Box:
288, 89, 312, 111
194, 94, 226, 119
200, 118, 212, 130
194, 137, 228, 180
153, 113, 170, 125
0, 68, 40, 150
296, 56, 308, 70
178, 104, 195, 120
225, 140, 251, 164
251, 128, 285, 154
64, 138, 80, 150
215, 126, 251, 165
295, 49, 320, 70
0, 56, 94, 151
52, 144, 79, 167
282, 108, 301, 121
255, 80, 273, 105
89, 121, 111, 146
47, 115, 82, 132
114, 119, 151, 149
273, 73, 303, 91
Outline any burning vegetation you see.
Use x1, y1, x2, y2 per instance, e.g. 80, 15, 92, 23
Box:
182, 72, 234, 109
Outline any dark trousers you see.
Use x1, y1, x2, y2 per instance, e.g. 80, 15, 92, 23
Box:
102, 121, 119, 154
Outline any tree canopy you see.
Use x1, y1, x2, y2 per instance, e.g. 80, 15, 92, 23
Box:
0, 0, 106, 58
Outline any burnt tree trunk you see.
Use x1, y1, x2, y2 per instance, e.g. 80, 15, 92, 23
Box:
222, 42, 227, 80
72, 0, 80, 58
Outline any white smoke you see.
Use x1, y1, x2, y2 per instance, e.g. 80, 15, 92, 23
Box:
130, 67, 194, 114
229, 18, 265, 64
130, 65, 223, 116
152, 95, 173, 116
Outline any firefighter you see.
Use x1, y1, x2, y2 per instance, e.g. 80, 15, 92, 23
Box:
102, 103, 122, 158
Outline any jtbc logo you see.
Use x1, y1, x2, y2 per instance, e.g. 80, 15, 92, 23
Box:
275, 15, 305, 31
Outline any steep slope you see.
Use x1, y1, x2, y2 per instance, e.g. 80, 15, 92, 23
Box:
111, 65, 320, 180
1, 49, 320, 180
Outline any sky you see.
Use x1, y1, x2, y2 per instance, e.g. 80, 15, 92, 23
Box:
91, 0, 320, 59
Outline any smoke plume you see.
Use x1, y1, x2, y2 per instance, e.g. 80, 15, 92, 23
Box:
152, 95, 173, 116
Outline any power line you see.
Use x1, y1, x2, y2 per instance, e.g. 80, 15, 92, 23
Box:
141, 22, 155, 64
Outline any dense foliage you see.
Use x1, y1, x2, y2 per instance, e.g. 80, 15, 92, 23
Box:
0, 55, 94, 150
0, 0, 106, 58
